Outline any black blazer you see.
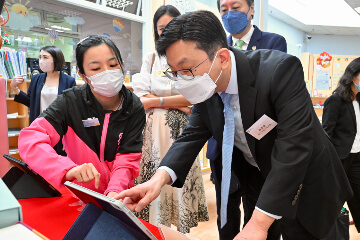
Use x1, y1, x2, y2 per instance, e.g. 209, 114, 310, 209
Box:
160, 48, 352, 238
207, 26, 287, 161
14, 71, 76, 123
322, 93, 357, 159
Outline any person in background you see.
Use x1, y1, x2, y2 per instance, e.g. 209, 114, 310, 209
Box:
18, 35, 145, 197
206, 0, 288, 239
322, 57, 360, 233
115, 10, 353, 240
219, 0, 286, 51
132, 5, 209, 233
10, 46, 76, 155
11, 46, 76, 123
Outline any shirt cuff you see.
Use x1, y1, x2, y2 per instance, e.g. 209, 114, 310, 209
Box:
157, 166, 177, 185
255, 206, 282, 220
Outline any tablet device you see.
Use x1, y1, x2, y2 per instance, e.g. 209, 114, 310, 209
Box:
64, 181, 157, 240
2, 154, 61, 197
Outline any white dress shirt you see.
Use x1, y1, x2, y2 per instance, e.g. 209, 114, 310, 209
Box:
40, 85, 58, 112
231, 24, 255, 50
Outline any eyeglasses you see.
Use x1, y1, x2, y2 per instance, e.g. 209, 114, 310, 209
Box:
164, 51, 217, 81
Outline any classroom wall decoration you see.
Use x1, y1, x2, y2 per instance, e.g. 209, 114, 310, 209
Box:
113, 18, 124, 34
301, 52, 360, 97
316, 52, 332, 68
5, 0, 41, 31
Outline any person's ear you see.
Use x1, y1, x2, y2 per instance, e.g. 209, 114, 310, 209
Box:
78, 71, 87, 83
218, 48, 230, 70
249, 3, 255, 17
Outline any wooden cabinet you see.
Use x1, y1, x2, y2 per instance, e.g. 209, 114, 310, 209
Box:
6, 79, 30, 160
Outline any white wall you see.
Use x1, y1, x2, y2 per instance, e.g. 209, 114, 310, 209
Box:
267, 15, 305, 57
267, 12, 360, 57
305, 35, 360, 56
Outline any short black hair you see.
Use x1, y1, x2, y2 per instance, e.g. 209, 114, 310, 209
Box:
75, 35, 124, 75
40, 46, 65, 72
217, 0, 254, 11
156, 10, 228, 60
334, 57, 360, 102
153, 5, 181, 42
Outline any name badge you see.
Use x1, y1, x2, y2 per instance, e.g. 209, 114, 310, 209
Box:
156, 70, 166, 77
246, 114, 277, 140
82, 117, 100, 127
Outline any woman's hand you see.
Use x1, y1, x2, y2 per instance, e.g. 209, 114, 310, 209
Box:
64, 163, 101, 189
107, 191, 118, 198
140, 97, 156, 110
10, 75, 26, 90
175, 106, 192, 115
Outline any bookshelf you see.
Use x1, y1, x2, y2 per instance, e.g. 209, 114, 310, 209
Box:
6, 79, 30, 160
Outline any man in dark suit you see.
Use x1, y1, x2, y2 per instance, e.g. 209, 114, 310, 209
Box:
207, 1, 287, 238
115, 10, 353, 240
217, 0, 287, 52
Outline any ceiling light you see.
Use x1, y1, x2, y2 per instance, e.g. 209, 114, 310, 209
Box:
355, 7, 360, 13
269, 0, 360, 27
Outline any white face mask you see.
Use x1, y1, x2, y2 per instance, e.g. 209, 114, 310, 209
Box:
86, 69, 124, 97
39, 60, 54, 73
175, 51, 222, 104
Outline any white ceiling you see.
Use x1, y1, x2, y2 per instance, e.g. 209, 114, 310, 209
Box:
268, 0, 360, 36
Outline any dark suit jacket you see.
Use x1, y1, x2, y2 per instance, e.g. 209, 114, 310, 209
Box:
227, 25, 287, 52
207, 26, 287, 161
322, 93, 357, 159
14, 71, 76, 123
160, 48, 352, 238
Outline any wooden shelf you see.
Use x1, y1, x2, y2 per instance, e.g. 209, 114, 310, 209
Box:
311, 96, 327, 105
202, 167, 211, 172
7, 115, 27, 119
5, 80, 29, 162
9, 148, 19, 155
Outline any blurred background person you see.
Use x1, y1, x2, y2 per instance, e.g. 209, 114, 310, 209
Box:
10, 46, 76, 155
132, 5, 209, 233
323, 57, 360, 233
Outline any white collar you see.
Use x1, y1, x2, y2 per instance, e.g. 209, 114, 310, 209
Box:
222, 50, 238, 95
231, 24, 254, 48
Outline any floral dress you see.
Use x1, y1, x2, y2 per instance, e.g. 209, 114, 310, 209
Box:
132, 52, 209, 233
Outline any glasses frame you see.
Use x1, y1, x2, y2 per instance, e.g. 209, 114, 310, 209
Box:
164, 51, 217, 81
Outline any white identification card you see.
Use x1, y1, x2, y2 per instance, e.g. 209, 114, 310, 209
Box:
82, 117, 100, 127
246, 114, 278, 140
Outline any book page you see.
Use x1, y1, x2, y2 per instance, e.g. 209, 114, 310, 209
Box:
0, 223, 43, 240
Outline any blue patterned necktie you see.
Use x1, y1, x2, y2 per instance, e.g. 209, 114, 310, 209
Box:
220, 92, 235, 228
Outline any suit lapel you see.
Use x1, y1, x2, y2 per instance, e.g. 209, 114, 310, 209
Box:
227, 35, 233, 46
205, 94, 225, 141
231, 47, 258, 158
346, 101, 357, 130
58, 71, 64, 94
247, 26, 261, 51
